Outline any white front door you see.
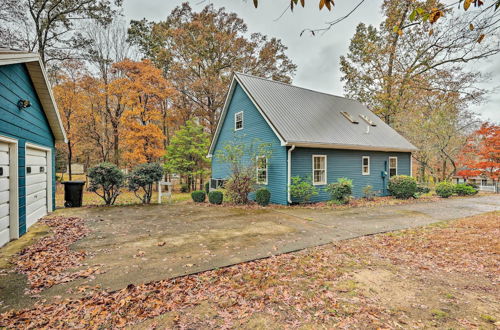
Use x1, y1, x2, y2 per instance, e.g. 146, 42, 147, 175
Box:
25, 146, 49, 228
0, 142, 11, 246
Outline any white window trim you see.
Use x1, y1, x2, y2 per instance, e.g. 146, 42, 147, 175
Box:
389, 156, 398, 177
362, 156, 370, 176
312, 155, 327, 185
256, 156, 268, 185
234, 111, 243, 131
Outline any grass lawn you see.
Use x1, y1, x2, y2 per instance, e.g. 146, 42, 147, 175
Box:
1, 211, 498, 328
55, 189, 191, 208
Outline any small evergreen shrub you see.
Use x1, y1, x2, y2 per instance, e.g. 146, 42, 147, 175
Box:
128, 163, 164, 204
388, 175, 417, 199
465, 182, 479, 190
255, 188, 271, 206
88, 162, 125, 205
416, 184, 431, 194
453, 183, 477, 196
191, 190, 206, 203
325, 178, 353, 204
290, 176, 318, 204
362, 185, 376, 200
208, 190, 223, 205
180, 183, 189, 193
435, 181, 454, 198
204, 181, 210, 194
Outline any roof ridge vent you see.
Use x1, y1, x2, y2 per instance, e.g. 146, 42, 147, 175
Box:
341, 111, 359, 124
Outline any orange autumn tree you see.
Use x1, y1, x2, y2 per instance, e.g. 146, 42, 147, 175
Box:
457, 122, 500, 186
53, 60, 87, 180
109, 59, 175, 167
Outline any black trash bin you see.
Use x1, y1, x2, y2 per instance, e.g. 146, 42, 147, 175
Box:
62, 181, 85, 207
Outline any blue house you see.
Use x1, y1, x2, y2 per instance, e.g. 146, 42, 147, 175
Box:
208, 73, 417, 205
0, 48, 66, 247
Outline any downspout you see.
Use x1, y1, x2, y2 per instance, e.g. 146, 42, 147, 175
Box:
287, 145, 296, 204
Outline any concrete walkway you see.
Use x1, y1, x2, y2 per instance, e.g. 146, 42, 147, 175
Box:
37, 195, 500, 299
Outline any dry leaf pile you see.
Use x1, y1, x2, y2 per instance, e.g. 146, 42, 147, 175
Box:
12, 216, 100, 293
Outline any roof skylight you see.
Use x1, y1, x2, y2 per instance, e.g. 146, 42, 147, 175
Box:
359, 114, 376, 126
341, 111, 359, 124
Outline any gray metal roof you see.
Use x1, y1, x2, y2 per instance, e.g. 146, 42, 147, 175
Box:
235, 73, 417, 152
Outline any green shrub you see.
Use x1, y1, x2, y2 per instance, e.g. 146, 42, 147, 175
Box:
465, 182, 479, 190
191, 190, 206, 203
128, 163, 164, 204
388, 175, 417, 199
325, 178, 353, 204
453, 183, 477, 196
204, 181, 210, 194
88, 162, 126, 205
208, 190, 223, 204
180, 183, 189, 193
255, 188, 271, 206
435, 181, 454, 198
362, 185, 376, 200
416, 184, 431, 194
290, 176, 318, 204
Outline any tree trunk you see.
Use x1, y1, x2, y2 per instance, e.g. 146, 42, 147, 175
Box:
67, 140, 73, 181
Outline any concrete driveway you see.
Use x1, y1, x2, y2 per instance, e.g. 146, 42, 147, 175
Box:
37, 195, 499, 299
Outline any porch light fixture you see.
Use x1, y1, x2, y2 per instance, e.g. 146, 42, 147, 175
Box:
17, 99, 31, 110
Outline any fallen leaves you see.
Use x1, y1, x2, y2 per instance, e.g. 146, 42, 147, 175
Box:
1, 212, 498, 328
11, 216, 102, 294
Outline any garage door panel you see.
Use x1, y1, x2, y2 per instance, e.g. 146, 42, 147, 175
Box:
0, 152, 9, 165
26, 173, 47, 186
0, 165, 9, 176
26, 148, 47, 157
26, 182, 47, 195
26, 198, 46, 215
0, 144, 8, 152
26, 189, 47, 206
0, 203, 8, 218
0, 228, 9, 247
27, 206, 46, 228
26, 155, 47, 166
0, 215, 8, 231
0, 190, 8, 204
0, 178, 9, 192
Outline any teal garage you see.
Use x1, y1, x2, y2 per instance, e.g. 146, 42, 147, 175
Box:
0, 48, 66, 247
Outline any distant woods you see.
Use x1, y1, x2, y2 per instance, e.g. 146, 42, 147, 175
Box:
0, 2, 296, 177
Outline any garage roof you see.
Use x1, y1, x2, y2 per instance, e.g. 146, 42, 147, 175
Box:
0, 48, 67, 143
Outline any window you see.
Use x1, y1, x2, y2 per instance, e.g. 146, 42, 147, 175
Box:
235, 111, 243, 130
256, 156, 268, 185
389, 157, 397, 177
362, 156, 370, 175
210, 178, 226, 189
340, 111, 359, 124
481, 179, 487, 186
312, 155, 327, 185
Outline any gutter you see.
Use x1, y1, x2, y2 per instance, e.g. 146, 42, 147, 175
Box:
287, 144, 296, 204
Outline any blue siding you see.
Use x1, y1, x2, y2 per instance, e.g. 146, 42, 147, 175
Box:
211, 83, 288, 204
0, 63, 56, 236
291, 148, 411, 202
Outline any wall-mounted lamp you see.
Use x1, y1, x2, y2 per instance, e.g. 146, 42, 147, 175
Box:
17, 99, 31, 110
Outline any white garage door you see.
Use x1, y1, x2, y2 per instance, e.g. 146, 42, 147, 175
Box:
26, 147, 49, 229
0, 142, 10, 246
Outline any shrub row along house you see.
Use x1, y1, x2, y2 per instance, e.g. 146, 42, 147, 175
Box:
0, 49, 66, 247
209, 73, 417, 205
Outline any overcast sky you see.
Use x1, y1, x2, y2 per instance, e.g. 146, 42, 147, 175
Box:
123, 0, 499, 122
